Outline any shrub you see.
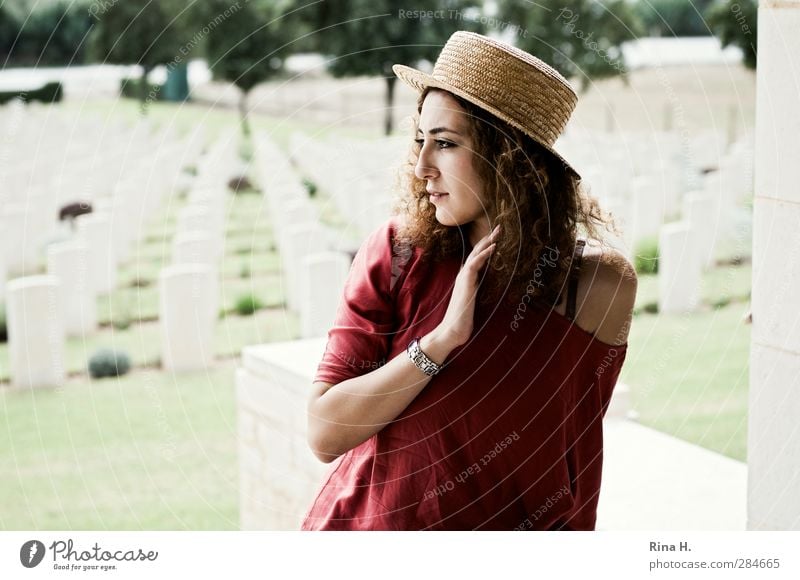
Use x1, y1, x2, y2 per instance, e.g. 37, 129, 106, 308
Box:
234, 293, 263, 316
303, 177, 317, 197
88, 349, 131, 379
0, 304, 7, 343
712, 297, 731, 309
643, 302, 659, 314
634, 237, 659, 275
0, 81, 63, 105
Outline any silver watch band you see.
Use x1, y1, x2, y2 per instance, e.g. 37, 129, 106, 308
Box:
407, 337, 442, 376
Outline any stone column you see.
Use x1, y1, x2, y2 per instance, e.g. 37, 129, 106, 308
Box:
6, 275, 65, 389
748, 0, 800, 531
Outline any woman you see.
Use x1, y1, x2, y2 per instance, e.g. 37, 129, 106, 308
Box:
301, 31, 637, 530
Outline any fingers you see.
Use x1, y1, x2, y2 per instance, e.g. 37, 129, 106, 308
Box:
465, 242, 496, 273
470, 224, 501, 256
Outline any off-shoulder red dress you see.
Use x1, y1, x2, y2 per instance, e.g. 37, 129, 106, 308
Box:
301, 216, 627, 530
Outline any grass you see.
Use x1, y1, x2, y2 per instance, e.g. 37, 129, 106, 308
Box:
0, 363, 239, 530
621, 301, 751, 462
634, 262, 752, 312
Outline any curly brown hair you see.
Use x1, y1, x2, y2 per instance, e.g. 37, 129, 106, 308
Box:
393, 87, 617, 308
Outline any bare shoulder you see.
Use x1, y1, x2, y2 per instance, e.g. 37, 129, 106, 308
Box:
574, 241, 638, 345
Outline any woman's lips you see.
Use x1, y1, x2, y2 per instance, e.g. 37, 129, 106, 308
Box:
428, 192, 449, 201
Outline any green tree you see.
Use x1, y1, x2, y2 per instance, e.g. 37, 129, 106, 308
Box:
0, 5, 19, 64
706, 0, 757, 69
301, 0, 484, 135
10, 0, 93, 66
204, 0, 296, 136
497, 0, 643, 91
89, 0, 189, 106
634, 0, 715, 37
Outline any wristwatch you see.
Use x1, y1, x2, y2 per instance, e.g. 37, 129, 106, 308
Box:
407, 337, 443, 376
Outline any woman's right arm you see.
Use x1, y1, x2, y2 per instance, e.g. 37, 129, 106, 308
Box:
307, 224, 500, 463
308, 326, 456, 463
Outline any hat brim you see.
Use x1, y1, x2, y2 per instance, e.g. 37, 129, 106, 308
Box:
392, 64, 580, 180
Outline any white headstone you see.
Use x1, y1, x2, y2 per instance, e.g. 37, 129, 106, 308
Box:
158, 264, 217, 372
172, 231, 218, 266
0, 249, 6, 301
1, 205, 39, 275
631, 175, 666, 249
658, 222, 702, 314
300, 252, 352, 338
6, 275, 65, 389
682, 192, 717, 270
280, 223, 328, 312
76, 213, 117, 295
46, 241, 97, 337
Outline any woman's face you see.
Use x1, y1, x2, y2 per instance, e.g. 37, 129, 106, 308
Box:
415, 90, 488, 233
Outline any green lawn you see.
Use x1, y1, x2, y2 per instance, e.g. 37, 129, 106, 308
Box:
621, 301, 750, 462
0, 363, 239, 530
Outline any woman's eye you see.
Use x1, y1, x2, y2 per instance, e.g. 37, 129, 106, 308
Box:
414, 138, 454, 149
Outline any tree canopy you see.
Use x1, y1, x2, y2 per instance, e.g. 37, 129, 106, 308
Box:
706, 0, 757, 69
496, 0, 643, 91
300, 0, 485, 134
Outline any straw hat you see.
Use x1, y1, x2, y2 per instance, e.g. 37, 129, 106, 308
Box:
393, 31, 579, 178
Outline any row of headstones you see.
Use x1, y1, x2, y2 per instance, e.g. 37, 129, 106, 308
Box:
288, 132, 405, 238
0, 106, 172, 219
0, 113, 206, 284
562, 128, 754, 264
657, 151, 754, 315
253, 133, 351, 339
1, 132, 239, 389
288, 126, 752, 267
152, 131, 241, 372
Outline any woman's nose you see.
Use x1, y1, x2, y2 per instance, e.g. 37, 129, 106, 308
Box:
414, 146, 438, 180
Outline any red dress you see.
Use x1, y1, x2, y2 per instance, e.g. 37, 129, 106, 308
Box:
301, 216, 627, 530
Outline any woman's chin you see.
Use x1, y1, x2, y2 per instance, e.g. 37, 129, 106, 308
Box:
433, 210, 460, 228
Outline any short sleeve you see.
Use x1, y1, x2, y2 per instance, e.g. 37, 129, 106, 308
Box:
314, 219, 401, 385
